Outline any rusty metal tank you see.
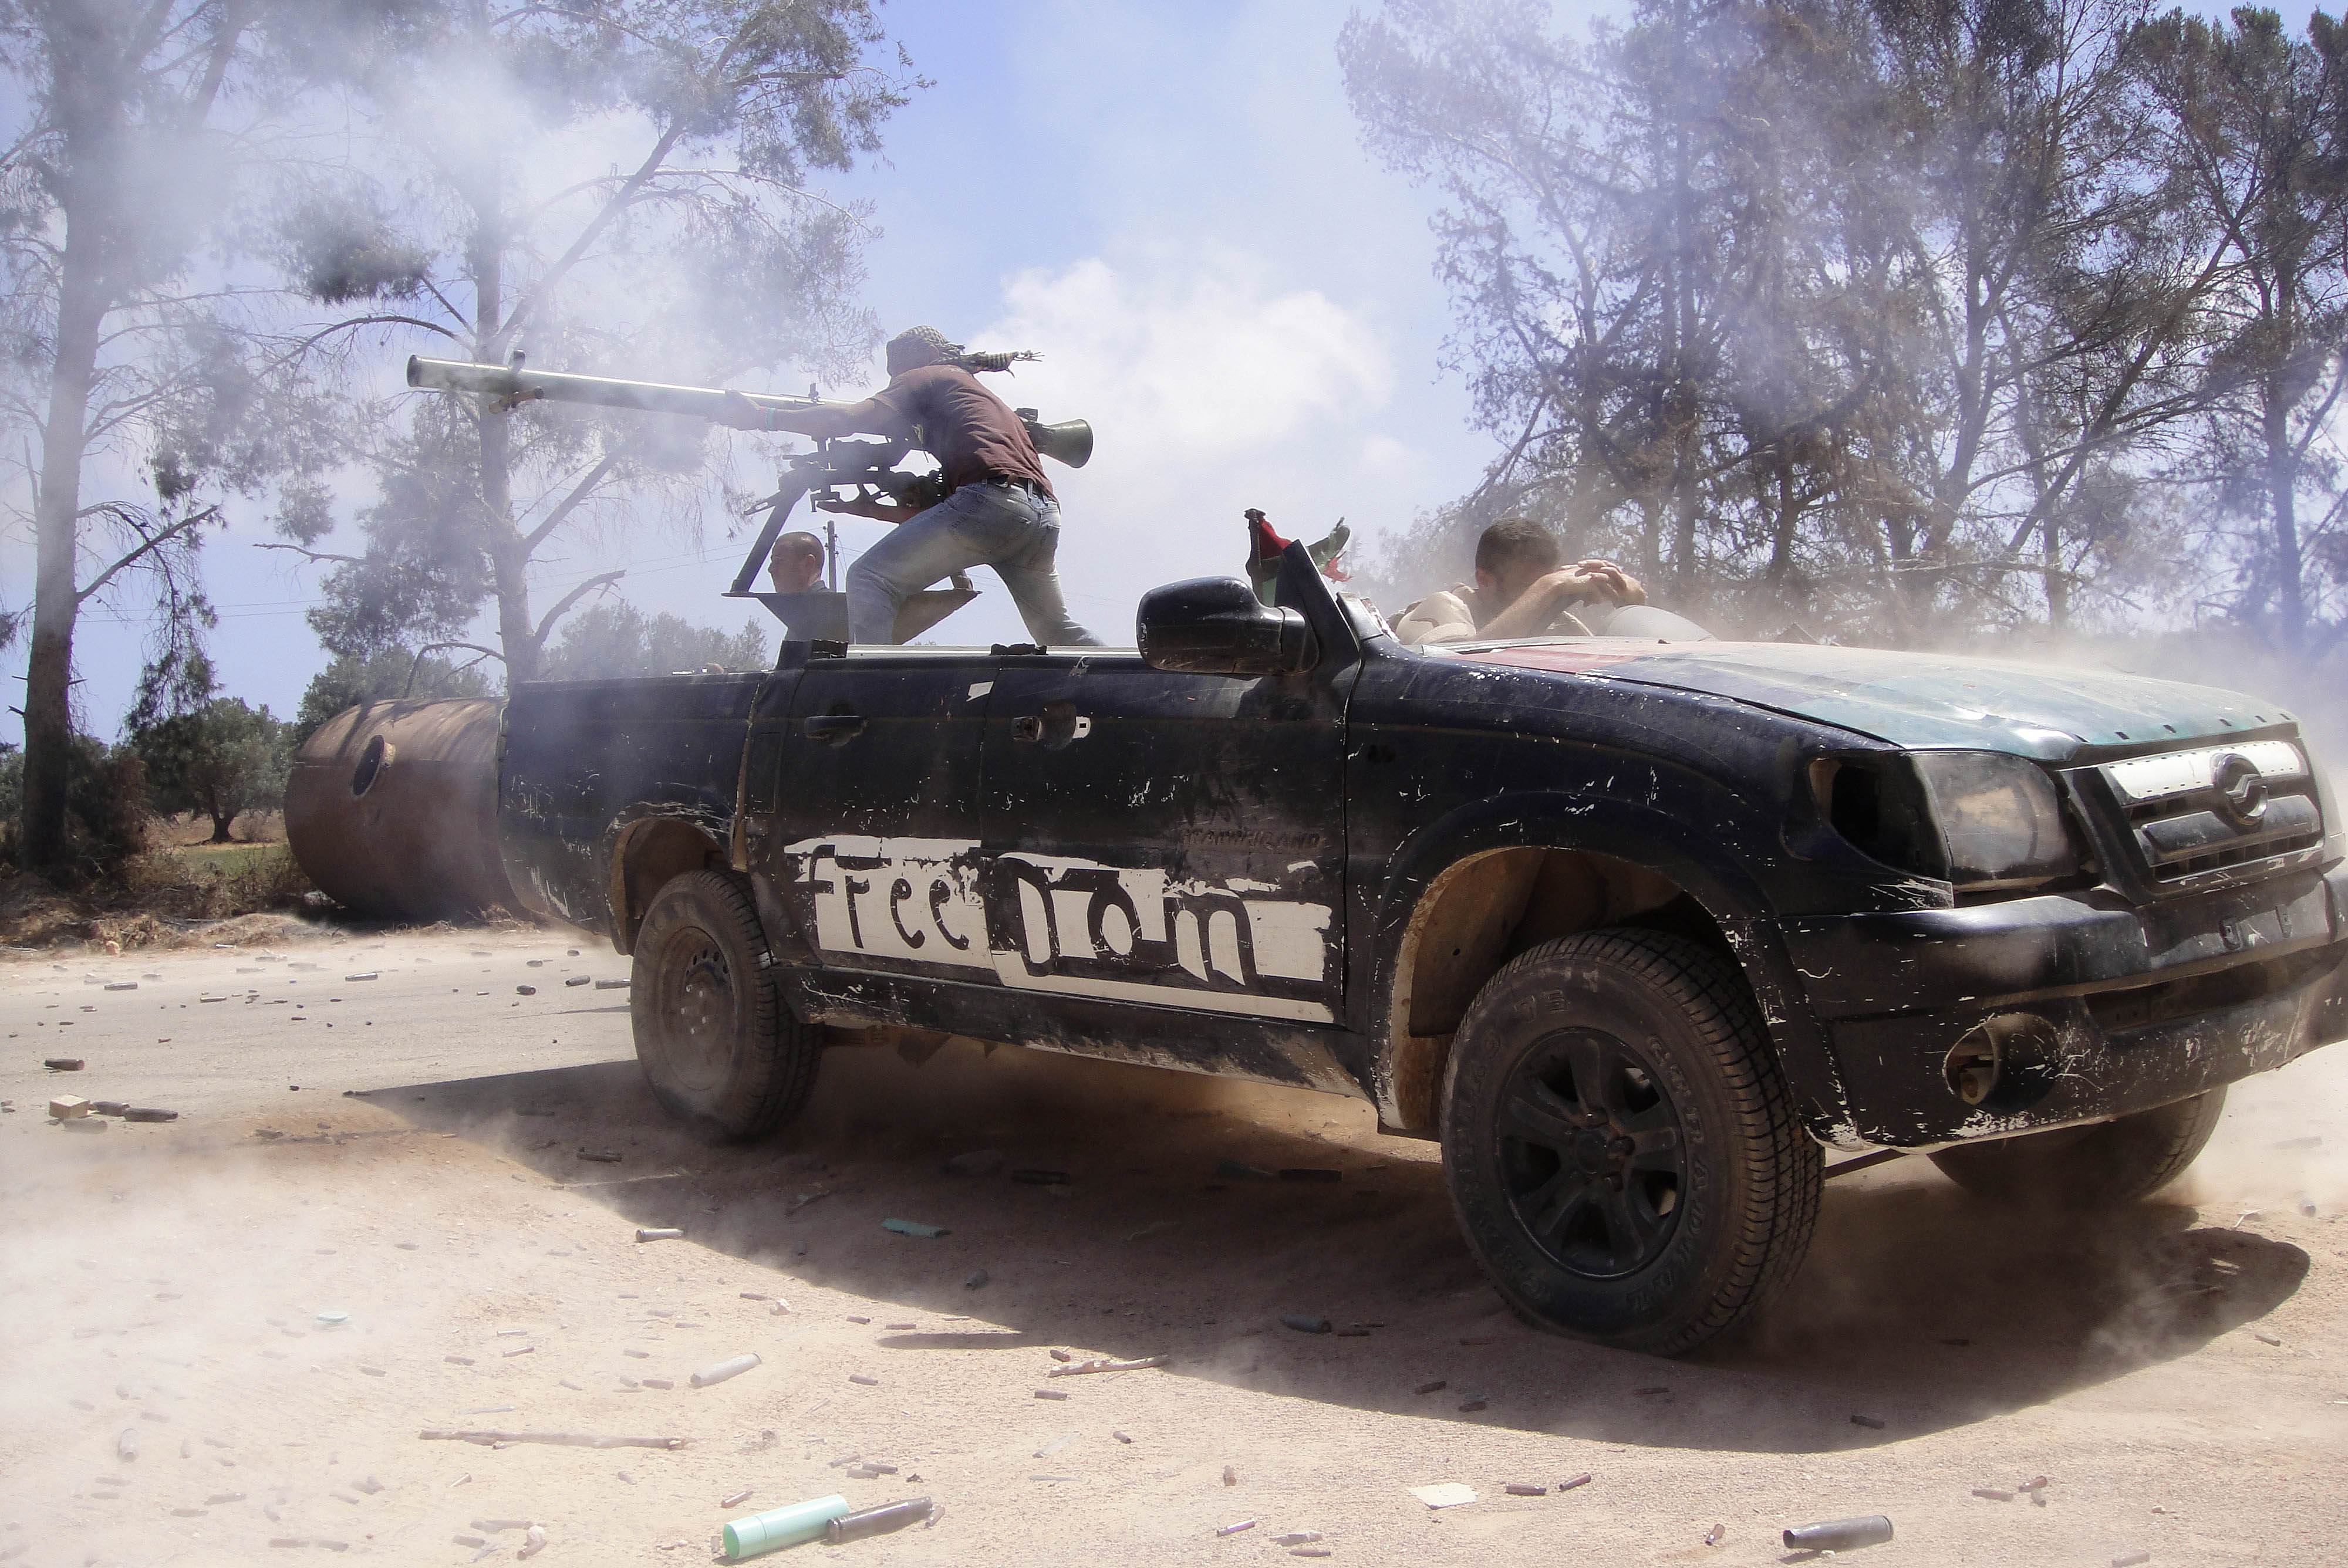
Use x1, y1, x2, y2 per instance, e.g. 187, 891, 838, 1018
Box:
285, 698, 537, 921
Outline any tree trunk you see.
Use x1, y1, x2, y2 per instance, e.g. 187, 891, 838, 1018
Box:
1764, 456, 1799, 592
480, 401, 541, 682
2043, 509, 2067, 631
467, 190, 539, 685
209, 812, 235, 843
21, 6, 126, 876
2265, 394, 2306, 654
1637, 498, 1664, 587
1879, 510, 1921, 645
22, 281, 97, 873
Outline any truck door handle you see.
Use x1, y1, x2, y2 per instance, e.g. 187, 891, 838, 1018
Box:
1011, 711, 1090, 745
804, 714, 865, 743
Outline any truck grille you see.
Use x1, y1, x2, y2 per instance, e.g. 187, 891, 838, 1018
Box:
2097, 739, 2323, 883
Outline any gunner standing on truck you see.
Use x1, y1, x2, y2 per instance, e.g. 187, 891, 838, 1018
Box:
719, 327, 1098, 647
1394, 516, 1645, 645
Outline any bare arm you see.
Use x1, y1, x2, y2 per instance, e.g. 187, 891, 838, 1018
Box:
1477, 562, 1646, 640
1475, 572, 1589, 640
715, 390, 909, 440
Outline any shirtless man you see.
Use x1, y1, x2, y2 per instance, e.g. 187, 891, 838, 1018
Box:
1392, 516, 1644, 646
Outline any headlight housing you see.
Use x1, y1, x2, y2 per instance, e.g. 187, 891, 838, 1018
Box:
1819, 751, 2081, 893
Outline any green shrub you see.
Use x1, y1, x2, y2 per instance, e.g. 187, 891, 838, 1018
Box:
130, 698, 290, 843
2, 736, 150, 880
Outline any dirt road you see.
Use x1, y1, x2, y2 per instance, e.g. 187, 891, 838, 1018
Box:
4, 923, 2346, 1566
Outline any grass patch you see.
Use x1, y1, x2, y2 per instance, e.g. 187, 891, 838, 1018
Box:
2, 836, 319, 951
159, 841, 290, 878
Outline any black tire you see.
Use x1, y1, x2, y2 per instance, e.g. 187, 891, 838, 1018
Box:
1441, 929, 1822, 1356
630, 869, 819, 1142
1928, 1087, 2226, 1208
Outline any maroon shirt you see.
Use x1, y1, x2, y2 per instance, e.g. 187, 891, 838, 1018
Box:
865, 364, 1054, 500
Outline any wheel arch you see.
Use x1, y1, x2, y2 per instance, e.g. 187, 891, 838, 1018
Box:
1367, 791, 1851, 1140
608, 810, 732, 955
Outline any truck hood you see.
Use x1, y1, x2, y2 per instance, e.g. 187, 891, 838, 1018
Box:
1453, 640, 2295, 759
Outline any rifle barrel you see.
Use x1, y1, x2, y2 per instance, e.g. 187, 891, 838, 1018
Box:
406, 356, 837, 420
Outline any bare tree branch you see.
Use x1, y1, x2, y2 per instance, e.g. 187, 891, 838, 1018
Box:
289, 313, 464, 356
254, 540, 367, 567
522, 450, 625, 553
76, 504, 218, 607
494, 120, 689, 351
404, 640, 505, 695
529, 569, 625, 645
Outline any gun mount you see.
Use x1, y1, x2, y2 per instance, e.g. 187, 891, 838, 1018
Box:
734, 437, 976, 642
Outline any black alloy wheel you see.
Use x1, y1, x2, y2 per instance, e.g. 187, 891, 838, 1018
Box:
1442, 928, 1822, 1355
1499, 1030, 1686, 1279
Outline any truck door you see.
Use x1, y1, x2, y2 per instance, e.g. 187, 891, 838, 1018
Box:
977, 650, 1349, 1026
761, 648, 999, 986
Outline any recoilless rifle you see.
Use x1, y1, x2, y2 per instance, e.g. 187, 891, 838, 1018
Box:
405, 356, 1094, 628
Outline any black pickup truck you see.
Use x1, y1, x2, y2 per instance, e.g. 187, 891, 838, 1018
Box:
498, 546, 2348, 1354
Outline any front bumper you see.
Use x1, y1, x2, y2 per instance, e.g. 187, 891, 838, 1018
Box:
1779, 864, 2348, 1146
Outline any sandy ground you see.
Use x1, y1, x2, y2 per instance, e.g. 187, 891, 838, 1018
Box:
4, 923, 2347, 1567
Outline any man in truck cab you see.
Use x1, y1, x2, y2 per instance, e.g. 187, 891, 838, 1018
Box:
765, 530, 825, 595
1394, 516, 1648, 645
720, 326, 1099, 648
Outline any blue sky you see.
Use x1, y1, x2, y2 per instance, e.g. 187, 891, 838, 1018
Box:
13, 0, 1497, 738
793, 0, 1498, 642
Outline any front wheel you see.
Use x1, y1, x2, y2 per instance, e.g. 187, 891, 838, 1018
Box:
1441, 929, 1823, 1356
630, 870, 821, 1142
1928, 1089, 2226, 1208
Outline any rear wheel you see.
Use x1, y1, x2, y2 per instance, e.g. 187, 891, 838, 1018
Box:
630, 870, 819, 1141
1440, 929, 1822, 1356
1928, 1089, 2225, 1208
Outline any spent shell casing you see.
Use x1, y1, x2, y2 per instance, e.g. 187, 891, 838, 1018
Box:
691, 1353, 760, 1388
1782, 1515, 1892, 1552
824, 1497, 932, 1544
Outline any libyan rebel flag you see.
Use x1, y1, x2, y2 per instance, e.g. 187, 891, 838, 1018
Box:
1244, 509, 1351, 605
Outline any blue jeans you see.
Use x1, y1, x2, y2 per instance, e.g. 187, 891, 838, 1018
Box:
846, 479, 1100, 646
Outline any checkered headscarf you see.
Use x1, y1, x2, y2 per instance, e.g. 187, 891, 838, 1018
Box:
888, 326, 959, 367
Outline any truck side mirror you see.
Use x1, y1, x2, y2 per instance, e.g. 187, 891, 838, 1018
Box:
1136, 576, 1318, 676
